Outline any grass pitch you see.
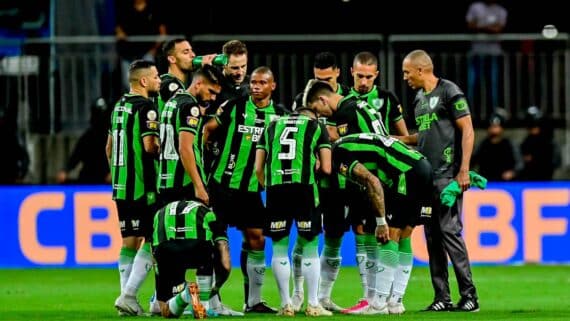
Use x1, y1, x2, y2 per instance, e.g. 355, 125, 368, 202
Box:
1, 265, 569, 320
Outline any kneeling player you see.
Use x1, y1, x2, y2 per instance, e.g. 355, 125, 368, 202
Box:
151, 200, 232, 318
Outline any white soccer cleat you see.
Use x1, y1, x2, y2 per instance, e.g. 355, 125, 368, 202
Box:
277, 303, 295, 316
388, 301, 406, 314
291, 292, 304, 312
361, 302, 389, 315
305, 304, 333, 316
148, 293, 161, 315
115, 294, 144, 316
319, 297, 343, 312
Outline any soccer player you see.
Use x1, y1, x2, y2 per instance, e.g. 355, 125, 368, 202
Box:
254, 106, 332, 316
350, 51, 408, 136
150, 199, 231, 319
290, 51, 350, 111
332, 132, 433, 314
203, 66, 288, 313
305, 79, 391, 314
106, 59, 161, 316
401, 49, 479, 312
289, 52, 350, 313
346, 51, 414, 314
156, 65, 223, 206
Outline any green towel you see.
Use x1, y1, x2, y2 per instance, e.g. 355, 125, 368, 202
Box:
440, 171, 488, 206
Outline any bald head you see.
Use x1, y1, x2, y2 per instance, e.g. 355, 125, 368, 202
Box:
404, 50, 433, 72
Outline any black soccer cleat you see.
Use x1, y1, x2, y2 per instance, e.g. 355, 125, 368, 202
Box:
454, 295, 480, 312
244, 301, 278, 313
422, 300, 453, 312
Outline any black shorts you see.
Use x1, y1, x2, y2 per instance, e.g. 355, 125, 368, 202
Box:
115, 199, 157, 238
320, 186, 350, 237
346, 183, 378, 234
208, 180, 266, 230
265, 184, 322, 241
385, 158, 434, 228
152, 239, 213, 302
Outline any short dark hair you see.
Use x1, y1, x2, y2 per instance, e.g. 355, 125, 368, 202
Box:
303, 79, 333, 106
193, 64, 223, 85
222, 39, 247, 56
353, 51, 378, 67
314, 51, 338, 69
162, 38, 188, 56
128, 59, 156, 83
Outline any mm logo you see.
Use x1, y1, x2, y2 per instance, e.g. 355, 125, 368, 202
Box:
270, 220, 287, 230
297, 221, 312, 230
421, 206, 432, 216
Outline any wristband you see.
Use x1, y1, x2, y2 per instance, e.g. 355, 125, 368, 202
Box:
376, 216, 387, 226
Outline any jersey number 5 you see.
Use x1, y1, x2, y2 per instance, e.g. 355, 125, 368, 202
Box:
278, 127, 299, 160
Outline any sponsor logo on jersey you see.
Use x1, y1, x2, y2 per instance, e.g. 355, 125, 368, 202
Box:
186, 116, 199, 127
190, 106, 200, 117
337, 124, 348, 136
297, 221, 312, 230
270, 220, 287, 230
147, 110, 157, 121
146, 120, 159, 130
339, 163, 348, 176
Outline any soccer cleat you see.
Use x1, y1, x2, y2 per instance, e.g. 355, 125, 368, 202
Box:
291, 292, 304, 312
341, 298, 368, 314
454, 295, 480, 312
209, 293, 244, 316
276, 303, 295, 316
319, 297, 343, 312
245, 301, 278, 313
422, 300, 453, 312
188, 282, 207, 319
305, 304, 333, 316
149, 293, 161, 315
388, 301, 406, 315
115, 294, 144, 316
361, 302, 389, 315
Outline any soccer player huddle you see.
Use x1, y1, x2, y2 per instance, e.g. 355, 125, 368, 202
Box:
107, 39, 479, 318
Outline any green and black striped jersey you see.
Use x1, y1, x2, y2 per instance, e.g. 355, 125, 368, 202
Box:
328, 94, 389, 137
152, 200, 226, 246
349, 86, 404, 135
211, 96, 288, 192
157, 74, 186, 115
109, 94, 159, 203
157, 92, 206, 192
257, 112, 330, 187
332, 133, 425, 195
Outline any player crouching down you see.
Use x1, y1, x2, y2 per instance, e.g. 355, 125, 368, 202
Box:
151, 200, 233, 318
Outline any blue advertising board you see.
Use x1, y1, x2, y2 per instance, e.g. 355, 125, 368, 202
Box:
1, 182, 568, 268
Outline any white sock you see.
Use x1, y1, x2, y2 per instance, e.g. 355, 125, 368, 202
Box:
118, 246, 136, 292
246, 250, 265, 307
124, 243, 153, 297
168, 293, 187, 316
292, 244, 304, 296
366, 243, 378, 302
375, 241, 399, 305
197, 275, 212, 310
318, 256, 341, 300
355, 235, 368, 299
318, 236, 342, 300
390, 238, 413, 303
271, 238, 291, 307
303, 256, 320, 307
